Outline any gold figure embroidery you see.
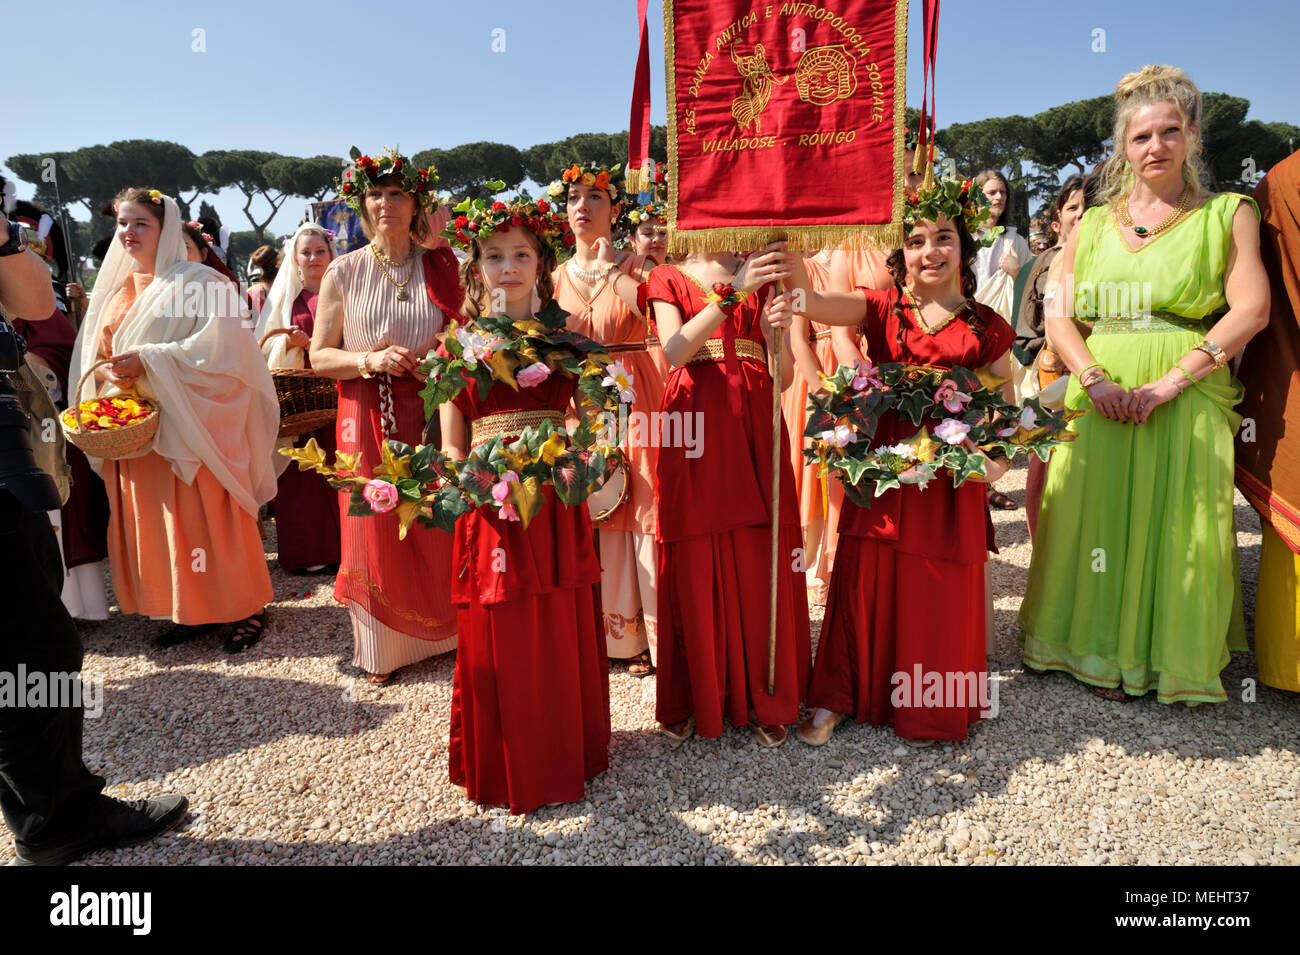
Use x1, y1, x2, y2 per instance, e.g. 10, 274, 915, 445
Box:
794, 45, 858, 105
729, 42, 787, 134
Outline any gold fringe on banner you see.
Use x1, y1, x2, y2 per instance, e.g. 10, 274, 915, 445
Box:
667, 223, 904, 255
663, 0, 909, 256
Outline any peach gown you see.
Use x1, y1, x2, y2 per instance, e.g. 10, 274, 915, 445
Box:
780, 256, 844, 605
554, 254, 668, 664
99, 273, 272, 624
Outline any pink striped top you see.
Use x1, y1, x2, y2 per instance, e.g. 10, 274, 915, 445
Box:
329, 246, 447, 354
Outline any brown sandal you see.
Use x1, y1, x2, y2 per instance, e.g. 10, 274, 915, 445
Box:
627, 651, 654, 678
988, 488, 1017, 509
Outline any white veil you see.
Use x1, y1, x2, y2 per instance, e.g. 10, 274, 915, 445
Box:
68, 193, 280, 517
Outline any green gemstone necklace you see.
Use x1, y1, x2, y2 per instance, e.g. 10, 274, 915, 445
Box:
1118, 184, 1192, 238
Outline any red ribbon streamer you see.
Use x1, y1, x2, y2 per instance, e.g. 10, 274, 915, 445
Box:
628, 0, 652, 183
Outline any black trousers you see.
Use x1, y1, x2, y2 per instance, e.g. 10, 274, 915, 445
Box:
0, 490, 105, 850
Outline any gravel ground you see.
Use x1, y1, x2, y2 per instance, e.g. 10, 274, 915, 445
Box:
4, 459, 1297, 866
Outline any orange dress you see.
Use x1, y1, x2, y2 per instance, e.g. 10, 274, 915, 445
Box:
780, 256, 845, 604
554, 254, 668, 663
99, 273, 272, 624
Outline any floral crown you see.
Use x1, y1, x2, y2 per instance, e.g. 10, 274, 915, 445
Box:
336, 146, 438, 212
548, 161, 625, 207
442, 181, 576, 253
903, 177, 1001, 244
185, 220, 215, 245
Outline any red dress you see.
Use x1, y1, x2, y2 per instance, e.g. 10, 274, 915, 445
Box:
446, 369, 609, 813
647, 266, 811, 735
808, 288, 1014, 740
274, 290, 341, 571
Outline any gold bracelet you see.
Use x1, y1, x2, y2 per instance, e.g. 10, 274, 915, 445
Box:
1194, 338, 1228, 369
357, 352, 374, 379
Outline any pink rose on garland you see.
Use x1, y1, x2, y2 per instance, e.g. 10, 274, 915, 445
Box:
934, 418, 971, 445
516, 362, 552, 388
362, 479, 399, 513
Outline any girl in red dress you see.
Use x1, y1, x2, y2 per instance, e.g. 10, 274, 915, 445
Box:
440, 198, 609, 813
647, 246, 811, 748
773, 188, 1015, 746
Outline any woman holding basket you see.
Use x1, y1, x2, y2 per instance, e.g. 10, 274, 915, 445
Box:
68, 188, 279, 652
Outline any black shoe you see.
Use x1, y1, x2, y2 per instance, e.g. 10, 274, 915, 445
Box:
154, 622, 221, 649
9, 794, 189, 866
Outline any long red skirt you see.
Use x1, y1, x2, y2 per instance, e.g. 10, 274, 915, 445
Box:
275, 425, 341, 571
808, 536, 988, 741
448, 584, 610, 814
333, 377, 456, 642
655, 524, 811, 735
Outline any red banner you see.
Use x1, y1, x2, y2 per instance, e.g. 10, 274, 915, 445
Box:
664, 0, 906, 252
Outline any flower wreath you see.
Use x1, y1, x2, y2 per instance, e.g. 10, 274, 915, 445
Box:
281, 300, 633, 536
805, 360, 1084, 505
547, 160, 626, 212
442, 181, 575, 251
904, 177, 1002, 248
336, 145, 438, 212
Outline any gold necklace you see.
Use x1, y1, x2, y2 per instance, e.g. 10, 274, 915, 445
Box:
903, 286, 965, 334
370, 244, 415, 301
371, 243, 412, 268
1118, 184, 1192, 238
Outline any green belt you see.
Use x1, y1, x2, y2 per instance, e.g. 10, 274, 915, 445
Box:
1089, 311, 1215, 336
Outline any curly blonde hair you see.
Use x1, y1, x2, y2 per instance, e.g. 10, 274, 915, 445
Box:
1095, 64, 1209, 208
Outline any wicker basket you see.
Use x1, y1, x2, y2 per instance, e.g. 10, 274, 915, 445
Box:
259, 328, 338, 438
61, 357, 160, 459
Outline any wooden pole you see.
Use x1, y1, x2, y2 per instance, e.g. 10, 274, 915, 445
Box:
767, 285, 783, 696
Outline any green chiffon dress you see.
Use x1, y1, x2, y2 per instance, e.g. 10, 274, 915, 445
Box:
1019, 192, 1257, 703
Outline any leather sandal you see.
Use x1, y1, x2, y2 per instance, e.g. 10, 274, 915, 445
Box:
627, 651, 654, 678
750, 724, 788, 748
221, 611, 266, 654
155, 622, 222, 649
658, 716, 695, 748
795, 711, 845, 746
988, 488, 1017, 509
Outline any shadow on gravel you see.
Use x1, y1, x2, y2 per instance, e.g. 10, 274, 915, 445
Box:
83, 669, 403, 785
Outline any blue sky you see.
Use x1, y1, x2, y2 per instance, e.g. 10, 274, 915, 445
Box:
7, 0, 1298, 233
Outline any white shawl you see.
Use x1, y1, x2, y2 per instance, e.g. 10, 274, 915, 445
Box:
69, 195, 280, 517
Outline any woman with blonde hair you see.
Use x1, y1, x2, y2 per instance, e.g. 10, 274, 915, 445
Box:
256, 223, 341, 573
1020, 65, 1269, 703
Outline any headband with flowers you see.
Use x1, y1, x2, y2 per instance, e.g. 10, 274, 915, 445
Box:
548, 161, 625, 209
902, 177, 1001, 246
336, 145, 438, 213
442, 180, 576, 253
185, 220, 216, 245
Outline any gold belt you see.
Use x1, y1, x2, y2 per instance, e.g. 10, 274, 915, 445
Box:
686, 338, 766, 366
813, 329, 834, 341
470, 410, 563, 447
604, 341, 649, 354
1089, 312, 1212, 336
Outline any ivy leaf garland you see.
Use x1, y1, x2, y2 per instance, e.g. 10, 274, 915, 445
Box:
803, 359, 1086, 507
279, 302, 629, 536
